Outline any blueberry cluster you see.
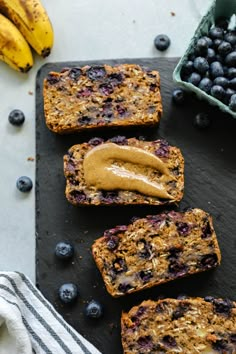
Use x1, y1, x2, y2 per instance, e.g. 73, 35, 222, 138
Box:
181, 17, 236, 111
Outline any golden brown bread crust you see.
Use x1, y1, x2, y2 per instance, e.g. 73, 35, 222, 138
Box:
121, 297, 236, 353
92, 208, 221, 297
43, 64, 162, 134
63, 137, 184, 206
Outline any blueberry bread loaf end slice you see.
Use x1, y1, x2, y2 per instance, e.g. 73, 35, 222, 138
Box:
64, 137, 184, 206
121, 297, 236, 353
43, 64, 162, 133
92, 208, 221, 297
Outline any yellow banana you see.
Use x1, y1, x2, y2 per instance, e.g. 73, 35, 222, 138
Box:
0, 0, 54, 57
0, 14, 33, 72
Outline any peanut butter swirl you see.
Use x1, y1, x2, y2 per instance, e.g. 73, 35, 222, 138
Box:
83, 143, 174, 199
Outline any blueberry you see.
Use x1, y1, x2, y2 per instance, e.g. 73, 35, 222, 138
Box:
154, 34, 170, 51
193, 57, 209, 74
8, 109, 25, 126
137, 336, 153, 350
224, 31, 236, 45
225, 88, 235, 104
84, 300, 103, 319
55, 241, 74, 260
215, 16, 229, 30
193, 112, 211, 129
213, 298, 233, 316
78, 116, 92, 125
196, 38, 208, 55
218, 41, 232, 56
206, 48, 216, 63
139, 270, 153, 282
58, 283, 78, 304
210, 85, 225, 100
109, 135, 127, 145
199, 77, 213, 93
209, 27, 224, 40
204, 296, 214, 303
118, 282, 132, 293
213, 77, 229, 89
212, 38, 223, 50
172, 88, 185, 105
88, 137, 104, 146
181, 61, 193, 76
212, 340, 229, 351
227, 67, 236, 78
215, 54, 224, 64
229, 78, 236, 90
99, 83, 113, 95
16, 176, 33, 192
201, 36, 213, 47
200, 253, 218, 268
210, 61, 224, 78
69, 67, 82, 80
162, 335, 177, 348
187, 72, 201, 86
86, 66, 106, 80
176, 222, 190, 236
46, 74, 60, 85
229, 94, 236, 111
225, 51, 236, 66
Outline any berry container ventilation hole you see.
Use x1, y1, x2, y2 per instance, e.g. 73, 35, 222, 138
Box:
173, 0, 236, 119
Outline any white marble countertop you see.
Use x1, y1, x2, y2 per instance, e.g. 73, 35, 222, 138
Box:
0, 0, 212, 282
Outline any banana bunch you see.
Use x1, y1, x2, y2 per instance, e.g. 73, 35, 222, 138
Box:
0, 0, 54, 73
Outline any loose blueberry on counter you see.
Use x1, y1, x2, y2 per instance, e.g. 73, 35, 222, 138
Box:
187, 72, 201, 86
172, 88, 185, 105
58, 283, 78, 304
154, 34, 170, 51
198, 77, 212, 93
193, 57, 209, 74
213, 77, 229, 89
229, 94, 236, 111
8, 109, 25, 126
55, 241, 74, 260
210, 85, 225, 101
16, 176, 33, 192
209, 27, 224, 40
84, 300, 103, 319
193, 112, 211, 129
210, 61, 224, 79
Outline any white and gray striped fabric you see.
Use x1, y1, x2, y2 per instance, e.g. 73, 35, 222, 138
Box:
0, 272, 102, 354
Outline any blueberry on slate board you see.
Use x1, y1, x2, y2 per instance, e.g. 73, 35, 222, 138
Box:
85, 300, 103, 319
229, 94, 236, 111
58, 283, 78, 304
154, 34, 171, 51
172, 88, 185, 105
16, 176, 33, 192
55, 241, 74, 260
8, 109, 25, 126
193, 113, 211, 129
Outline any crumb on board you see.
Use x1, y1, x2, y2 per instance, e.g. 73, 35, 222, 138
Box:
171, 11, 176, 16
28, 91, 33, 95
27, 156, 35, 161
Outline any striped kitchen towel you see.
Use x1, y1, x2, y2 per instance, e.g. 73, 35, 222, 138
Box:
0, 272, 102, 354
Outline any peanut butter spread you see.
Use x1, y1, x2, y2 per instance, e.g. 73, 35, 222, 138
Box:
83, 143, 174, 199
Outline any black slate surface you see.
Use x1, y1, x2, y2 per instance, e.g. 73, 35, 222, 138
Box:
36, 58, 236, 354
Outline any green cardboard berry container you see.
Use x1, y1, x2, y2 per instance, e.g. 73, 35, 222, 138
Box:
173, 0, 236, 118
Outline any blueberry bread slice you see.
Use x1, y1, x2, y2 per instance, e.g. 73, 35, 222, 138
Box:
92, 208, 221, 297
121, 297, 236, 353
64, 137, 184, 206
43, 64, 162, 133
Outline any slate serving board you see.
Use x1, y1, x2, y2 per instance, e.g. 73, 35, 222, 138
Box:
36, 58, 236, 354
